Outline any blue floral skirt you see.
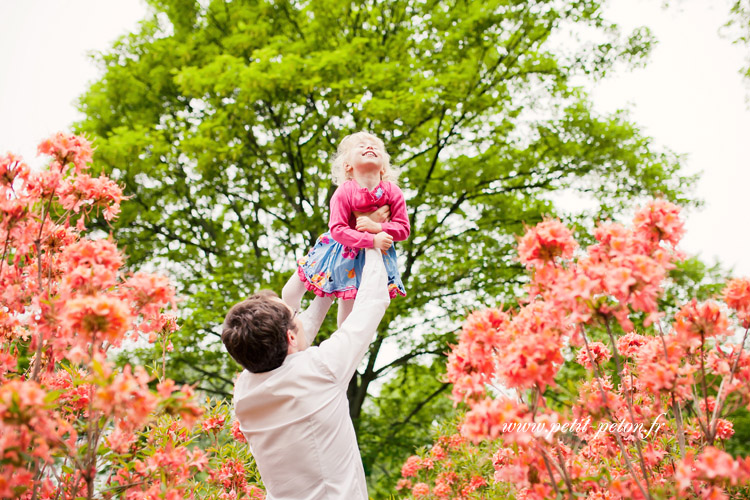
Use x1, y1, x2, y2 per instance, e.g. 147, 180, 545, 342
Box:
297, 232, 406, 300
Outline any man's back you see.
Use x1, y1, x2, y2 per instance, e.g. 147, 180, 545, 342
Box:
234, 348, 366, 500
232, 249, 390, 500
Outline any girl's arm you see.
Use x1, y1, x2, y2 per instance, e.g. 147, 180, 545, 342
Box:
379, 184, 410, 242
329, 186, 375, 248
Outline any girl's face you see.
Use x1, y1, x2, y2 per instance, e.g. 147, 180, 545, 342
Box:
344, 136, 386, 176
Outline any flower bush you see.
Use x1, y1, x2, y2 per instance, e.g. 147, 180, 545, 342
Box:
399, 201, 750, 499
0, 135, 263, 499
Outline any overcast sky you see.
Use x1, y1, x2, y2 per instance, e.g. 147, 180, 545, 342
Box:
1, 0, 748, 276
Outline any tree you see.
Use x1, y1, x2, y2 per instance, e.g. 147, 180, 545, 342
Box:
75, 0, 695, 488
728, 0, 750, 82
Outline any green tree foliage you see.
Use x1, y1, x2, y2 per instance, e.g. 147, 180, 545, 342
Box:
728, 0, 750, 82
359, 360, 455, 496
76, 0, 697, 490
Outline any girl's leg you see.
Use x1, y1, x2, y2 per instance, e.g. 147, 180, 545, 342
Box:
281, 272, 306, 312
337, 298, 354, 328
298, 295, 334, 344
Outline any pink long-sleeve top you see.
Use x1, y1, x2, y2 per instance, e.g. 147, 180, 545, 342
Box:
328, 179, 410, 249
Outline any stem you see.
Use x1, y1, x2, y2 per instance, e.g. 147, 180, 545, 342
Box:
699, 333, 711, 439
30, 240, 46, 382
531, 388, 564, 497
582, 328, 652, 500
708, 325, 750, 444
30, 460, 40, 500
656, 321, 686, 456
671, 396, 687, 457
555, 448, 575, 500
161, 334, 168, 381
0, 231, 10, 279
690, 385, 708, 435
540, 450, 562, 498
605, 321, 652, 487
30, 194, 56, 382
85, 335, 98, 500
53, 455, 71, 500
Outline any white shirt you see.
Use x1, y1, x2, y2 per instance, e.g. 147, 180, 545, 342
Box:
233, 249, 390, 500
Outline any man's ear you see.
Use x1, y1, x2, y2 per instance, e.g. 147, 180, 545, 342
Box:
286, 328, 298, 351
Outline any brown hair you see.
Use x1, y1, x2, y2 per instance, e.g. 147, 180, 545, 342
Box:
221, 290, 294, 373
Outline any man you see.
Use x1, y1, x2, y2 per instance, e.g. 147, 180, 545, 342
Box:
222, 249, 390, 500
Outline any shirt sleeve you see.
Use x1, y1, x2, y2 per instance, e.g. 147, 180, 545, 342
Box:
315, 249, 390, 384
329, 185, 375, 248
379, 183, 410, 242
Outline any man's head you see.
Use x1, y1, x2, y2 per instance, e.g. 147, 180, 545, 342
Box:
222, 290, 307, 373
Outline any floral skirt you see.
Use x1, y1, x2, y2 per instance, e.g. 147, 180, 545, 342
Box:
297, 232, 406, 300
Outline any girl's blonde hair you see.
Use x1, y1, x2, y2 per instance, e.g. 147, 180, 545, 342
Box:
330, 131, 399, 186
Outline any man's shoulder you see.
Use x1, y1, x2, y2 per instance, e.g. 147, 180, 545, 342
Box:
239, 349, 337, 384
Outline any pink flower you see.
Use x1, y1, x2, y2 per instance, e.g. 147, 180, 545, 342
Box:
714, 419, 735, 440
106, 426, 136, 454
635, 336, 692, 399
59, 238, 123, 297
436, 470, 458, 485
493, 302, 566, 391
433, 482, 451, 497
231, 420, 247, 443
632, 199, 684, 248
0, 153, 30, 187
401, 455, 421, 478
412, 482, 430, 497
576, 342, 612, 369
25, 169, 62, 198
396, 479, 413, 490
37, 132, 93, 173
467, 475, 487, 491
723, 277, 750, 327
202, 415, 226, 434
674, 299, 730, 340
461, 398, 528, 443
0, 349, 18, 380
121, 272, 177, 320
208, 458, 248, 491
61, 295, 131, 346
430, 444, 447, 461
616, 332, 648, 358
57, 172, 124, 221
156, 379, 177, 398
96, 365, 157, 427
694, 446, 738, 481
517, 219, 578, 269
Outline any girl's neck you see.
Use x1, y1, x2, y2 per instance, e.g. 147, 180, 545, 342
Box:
352, 171, 381, 191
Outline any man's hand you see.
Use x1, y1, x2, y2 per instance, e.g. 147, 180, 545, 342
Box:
354, 205, 391, 224
373, 232, 393, 252
356, 215, 382, 234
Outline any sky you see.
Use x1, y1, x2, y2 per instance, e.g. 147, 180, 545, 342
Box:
1, 0, 748, 276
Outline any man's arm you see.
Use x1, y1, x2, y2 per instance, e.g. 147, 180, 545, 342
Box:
316, 249, 390, 384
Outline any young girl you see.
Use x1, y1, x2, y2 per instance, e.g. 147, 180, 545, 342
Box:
282, 131, 410, 326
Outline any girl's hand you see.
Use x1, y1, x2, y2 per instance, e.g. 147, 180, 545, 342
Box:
373, 232, 393, 252
356, 215, 383, 234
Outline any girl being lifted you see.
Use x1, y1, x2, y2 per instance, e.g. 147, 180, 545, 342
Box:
283, 131, 410, 326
